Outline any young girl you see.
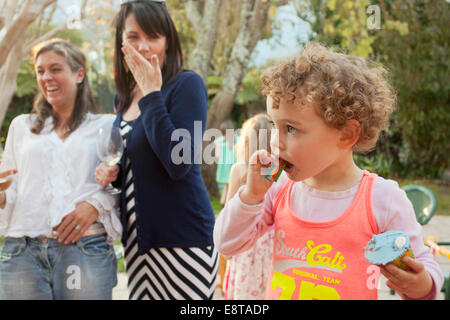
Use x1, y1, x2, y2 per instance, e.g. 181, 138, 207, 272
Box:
223, 113, 274, 300
214, 43, 443, 300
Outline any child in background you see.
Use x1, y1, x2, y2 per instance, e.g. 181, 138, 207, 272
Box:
223, 113, 274, 300
215, 120, 238, 205
214, 43, 443, 300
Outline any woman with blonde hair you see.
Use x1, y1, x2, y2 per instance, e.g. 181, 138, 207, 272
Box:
0, 39, 121, 300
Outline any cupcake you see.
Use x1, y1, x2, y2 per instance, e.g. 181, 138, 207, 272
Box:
364, 230, 415, 271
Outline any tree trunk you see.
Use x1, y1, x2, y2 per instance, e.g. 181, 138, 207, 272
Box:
0, 0, 92, 128
0, 42, 25, 128
185, 0, 223, 198
185, 0, 222, 84
0, 0, 58, 126
206, 0, 272, 129
202, 0, 272, 196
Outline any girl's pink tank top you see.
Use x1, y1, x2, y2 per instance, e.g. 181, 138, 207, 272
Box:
266, 171, 380, 300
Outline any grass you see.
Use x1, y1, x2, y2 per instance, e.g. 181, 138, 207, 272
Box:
211, 195, 223, 216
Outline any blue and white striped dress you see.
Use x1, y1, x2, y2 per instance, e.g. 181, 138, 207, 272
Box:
120, 120, 218, 300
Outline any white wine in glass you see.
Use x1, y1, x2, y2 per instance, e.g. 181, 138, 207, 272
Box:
96, 125, 124, 195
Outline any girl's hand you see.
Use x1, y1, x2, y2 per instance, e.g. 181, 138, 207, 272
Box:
380, 256, 434, 299
54, 202, 99, 244
95, 163, 119, 187
240, 150, 276, 205
122, 41, 162, 96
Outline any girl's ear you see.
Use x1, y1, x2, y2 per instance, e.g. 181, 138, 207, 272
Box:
337, 119, 361, 149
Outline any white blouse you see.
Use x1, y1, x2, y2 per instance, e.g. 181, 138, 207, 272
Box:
0, 113, 122, 242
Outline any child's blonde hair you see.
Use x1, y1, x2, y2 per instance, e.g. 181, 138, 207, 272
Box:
261, 42, 396, 153
235, 113, 272, 179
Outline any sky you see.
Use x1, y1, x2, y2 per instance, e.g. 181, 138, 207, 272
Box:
250, 4, 311, 66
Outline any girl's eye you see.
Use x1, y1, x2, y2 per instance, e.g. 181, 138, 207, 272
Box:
287, 125, 297, 134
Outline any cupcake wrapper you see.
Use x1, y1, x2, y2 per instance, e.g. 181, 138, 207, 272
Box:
391, 246, 415, 271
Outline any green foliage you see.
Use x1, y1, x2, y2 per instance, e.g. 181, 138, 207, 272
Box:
354, 153, 394, 179
16, 61, 38, 98
294, 0, 449, 179
294, 0, 376, 57
372, 0, 450, 179
236, 67, 264, 105
211, 195, 223, 217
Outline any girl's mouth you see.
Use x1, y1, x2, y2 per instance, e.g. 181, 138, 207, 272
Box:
281, 158, 295, 176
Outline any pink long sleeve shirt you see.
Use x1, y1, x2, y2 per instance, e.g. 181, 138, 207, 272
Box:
214, 172, 444, 299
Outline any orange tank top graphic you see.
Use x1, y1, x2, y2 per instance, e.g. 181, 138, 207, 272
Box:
266, 171, 380, 300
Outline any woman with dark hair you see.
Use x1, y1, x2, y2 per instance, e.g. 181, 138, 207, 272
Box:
95, 0, 218, 300
0, 39, 121, 300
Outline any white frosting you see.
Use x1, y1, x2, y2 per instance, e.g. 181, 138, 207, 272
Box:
395, 236, 407, 249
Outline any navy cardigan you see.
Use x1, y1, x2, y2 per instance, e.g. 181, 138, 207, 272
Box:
113, 71, 215, 254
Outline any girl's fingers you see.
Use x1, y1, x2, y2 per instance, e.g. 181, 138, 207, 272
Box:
380, 264, 406, 289
402, 256, 424, 274
385, 279, 405, 294
249, 150, 271, 167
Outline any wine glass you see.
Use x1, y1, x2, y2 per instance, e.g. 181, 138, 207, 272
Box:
96, 124, 123, 195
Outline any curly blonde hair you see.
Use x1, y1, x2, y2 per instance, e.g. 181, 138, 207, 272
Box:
261, 42, 396, 153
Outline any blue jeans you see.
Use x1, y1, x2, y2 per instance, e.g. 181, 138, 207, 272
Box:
0, 234, 117, 300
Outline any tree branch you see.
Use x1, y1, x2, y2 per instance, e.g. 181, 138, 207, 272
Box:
185, 0, 202, 35
25, 21, 67, 54
0, 0, 56, 67
0, 13, 4, 31
80, 0, 88, 19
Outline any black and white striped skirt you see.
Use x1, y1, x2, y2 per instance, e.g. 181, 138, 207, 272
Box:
124, 212, 219, 300
120, 120, 218, 300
